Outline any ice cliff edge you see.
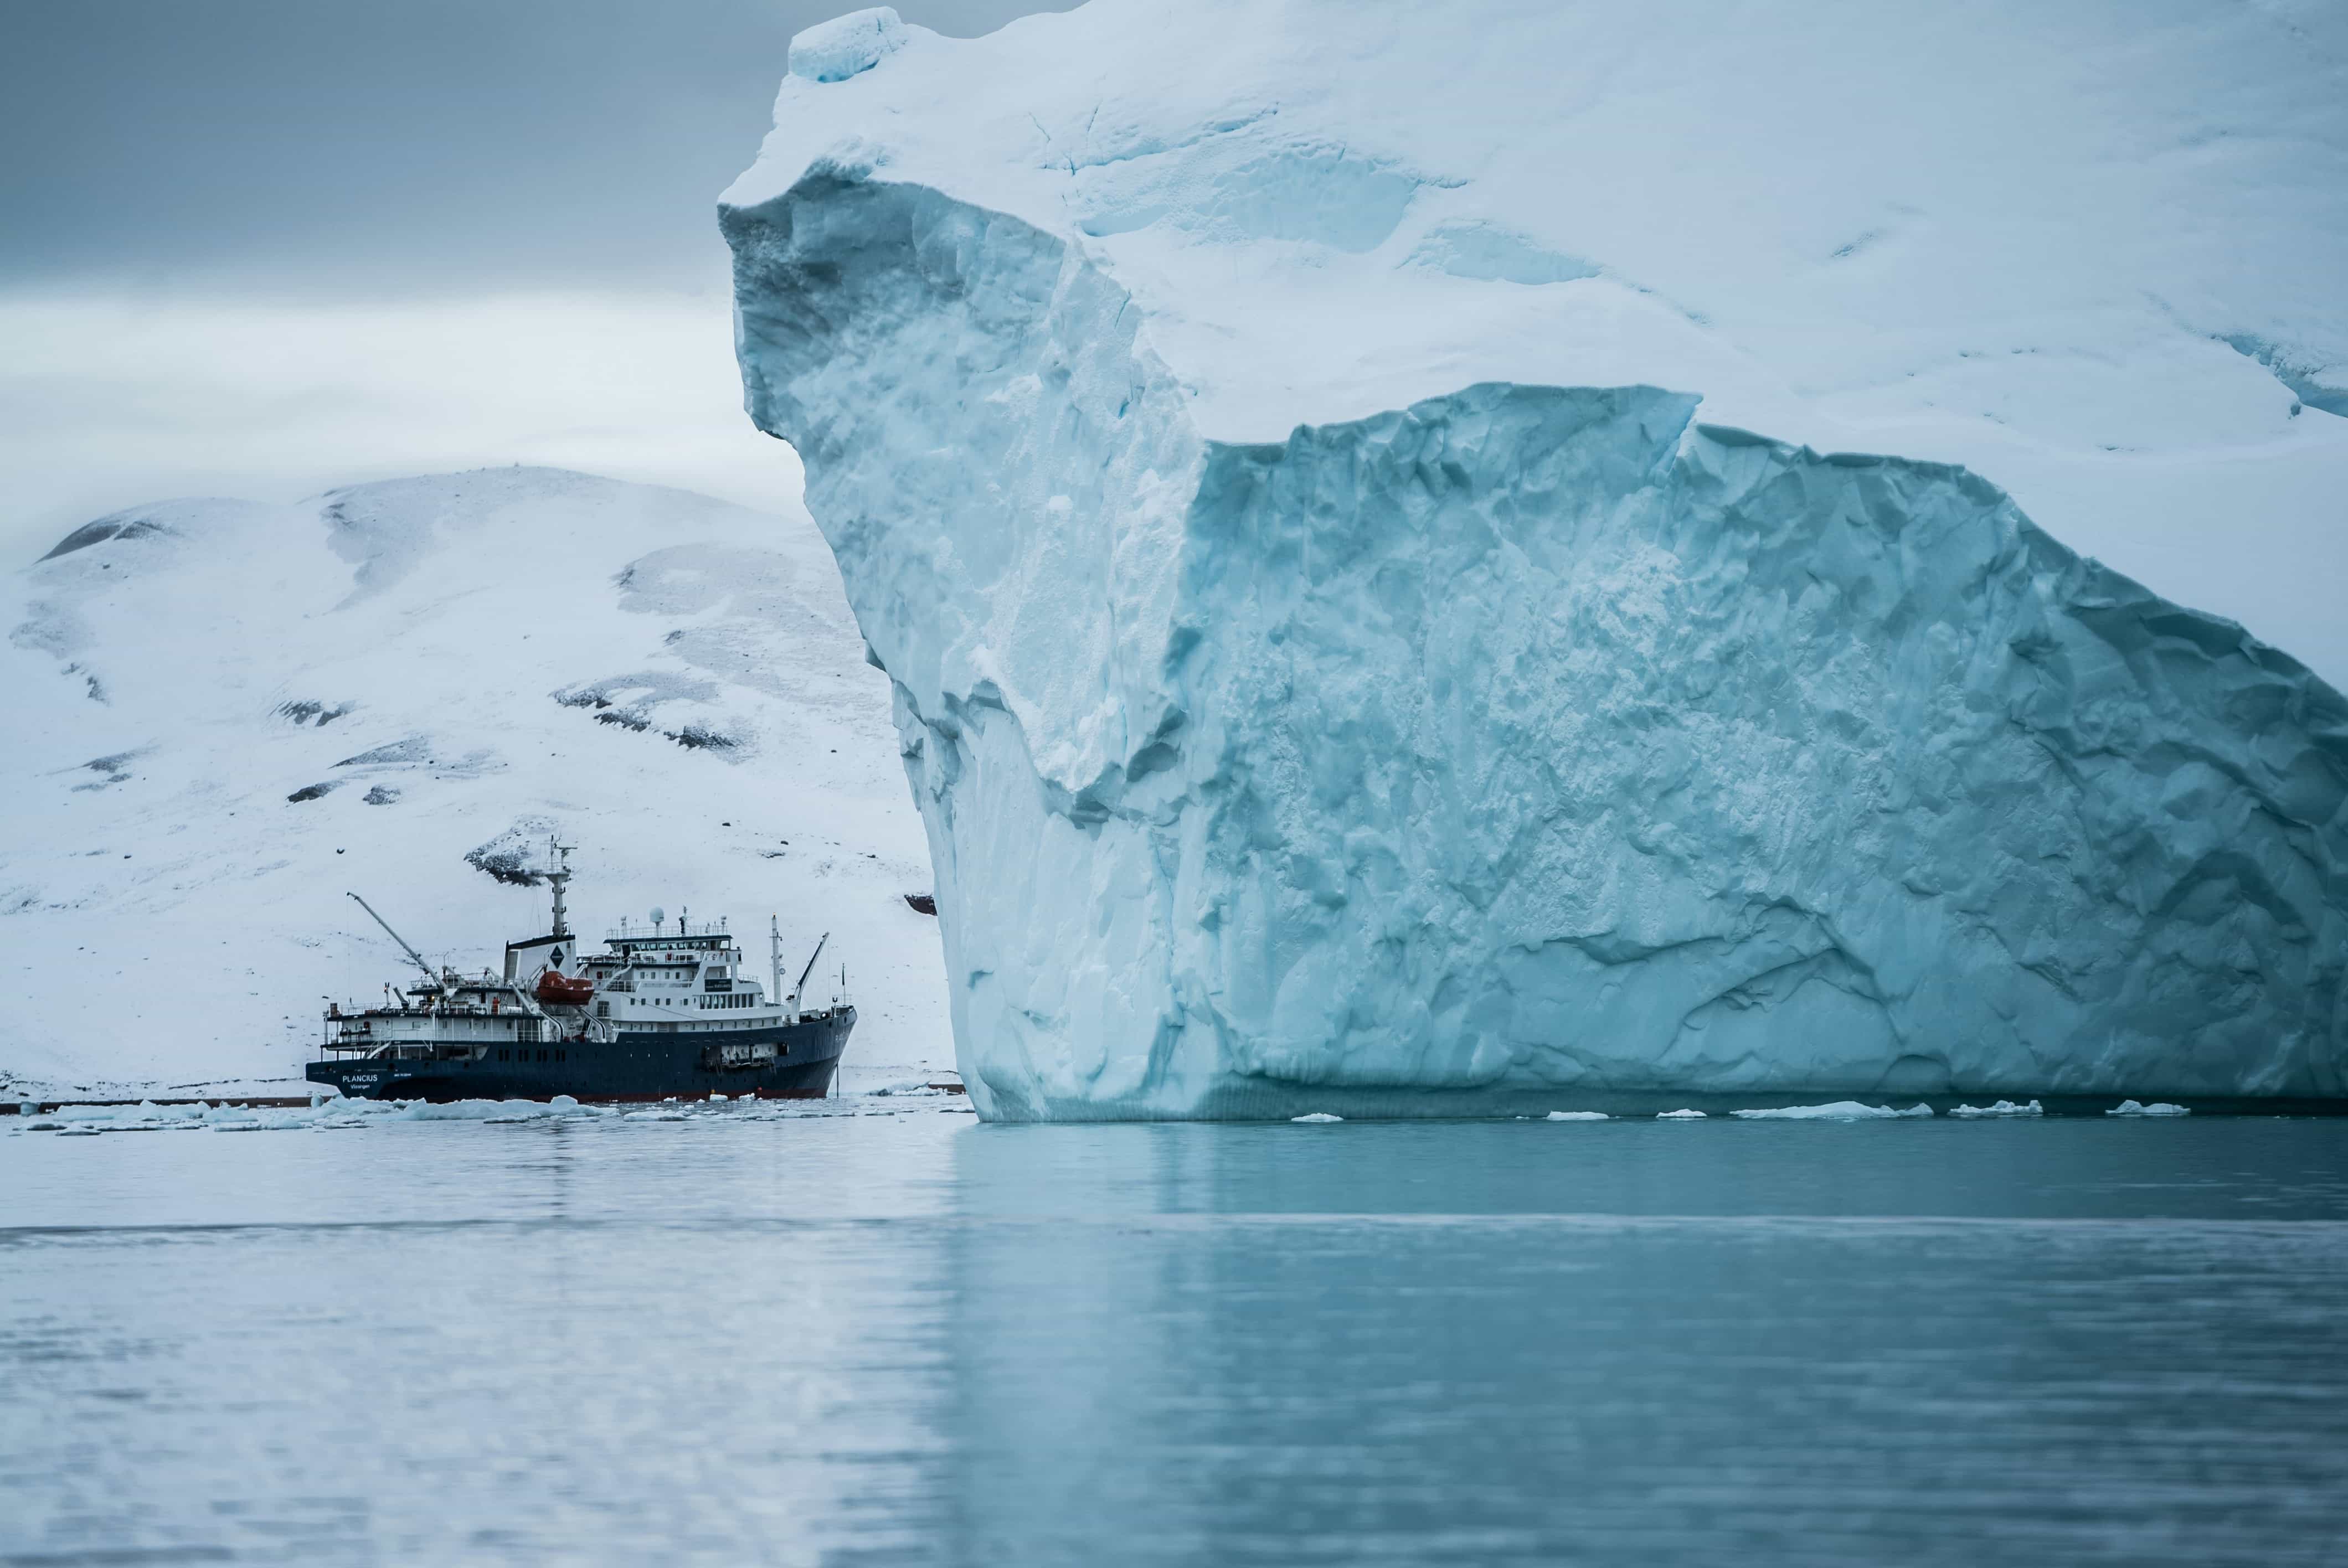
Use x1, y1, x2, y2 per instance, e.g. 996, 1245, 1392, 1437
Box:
723, 1, 2348, 1117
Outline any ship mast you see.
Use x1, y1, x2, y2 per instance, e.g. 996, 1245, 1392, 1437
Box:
770, 916, 784, 1014
545, 838, 573, 940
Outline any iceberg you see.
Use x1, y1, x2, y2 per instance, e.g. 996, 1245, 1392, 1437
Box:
723, 1, 2348, 1120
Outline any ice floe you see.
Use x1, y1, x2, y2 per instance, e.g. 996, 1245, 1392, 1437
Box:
1731, 1102, 1935, 1121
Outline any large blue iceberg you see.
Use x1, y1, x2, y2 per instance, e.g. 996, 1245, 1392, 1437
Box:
724, 3, 2348, 1117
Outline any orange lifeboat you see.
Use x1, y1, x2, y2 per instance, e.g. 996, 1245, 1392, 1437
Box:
535, 970, 595, 1007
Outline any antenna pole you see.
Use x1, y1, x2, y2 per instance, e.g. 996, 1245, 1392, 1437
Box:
770, 916, 784, 1018
546, 837, 573, 938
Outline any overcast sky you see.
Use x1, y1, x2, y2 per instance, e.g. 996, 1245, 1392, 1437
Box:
0, 0, 1067, 553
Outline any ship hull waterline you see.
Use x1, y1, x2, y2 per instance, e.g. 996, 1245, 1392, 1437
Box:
306, 1008, 855, 1105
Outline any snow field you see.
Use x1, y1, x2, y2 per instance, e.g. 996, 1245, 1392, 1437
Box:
2, 467, 946, 1094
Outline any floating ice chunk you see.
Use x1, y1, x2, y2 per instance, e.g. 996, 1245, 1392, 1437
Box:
789, 7, 907, 84
1656, 1109, 1708, 1120
1290, 1112, 1344, 1123
1731, 1101, 1935, 1120
1545, 1111, 1610, 1121
1949, 1099, 2045, 1118
401, 1098, 550, 1122
2107, 1100, 2192, 1117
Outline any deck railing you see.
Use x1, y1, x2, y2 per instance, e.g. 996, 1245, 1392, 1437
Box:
604, 919, 730, 941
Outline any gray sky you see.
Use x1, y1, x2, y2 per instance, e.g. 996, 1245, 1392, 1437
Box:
0, 0, 1060, 296
0, 1, 1067, 551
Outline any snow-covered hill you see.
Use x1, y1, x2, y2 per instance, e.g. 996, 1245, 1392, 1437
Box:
3, 467, 943, 1095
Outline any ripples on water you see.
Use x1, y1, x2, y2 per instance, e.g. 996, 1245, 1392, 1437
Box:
3, 1103, 2345, 1565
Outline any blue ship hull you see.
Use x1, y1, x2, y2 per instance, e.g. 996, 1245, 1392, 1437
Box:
305, 1007, 855, 1103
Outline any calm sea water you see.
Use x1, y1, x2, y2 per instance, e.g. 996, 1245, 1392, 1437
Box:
3, 1102, 2346, 1566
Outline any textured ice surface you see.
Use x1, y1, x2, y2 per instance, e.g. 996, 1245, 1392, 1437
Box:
725, 1, 2348, 1118
1948, 1101, 2045, 1119
787, 7, 905, 84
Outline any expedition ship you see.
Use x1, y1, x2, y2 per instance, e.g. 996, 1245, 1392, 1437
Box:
306, 844, 853, 1102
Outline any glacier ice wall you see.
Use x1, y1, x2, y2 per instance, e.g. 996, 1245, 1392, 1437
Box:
726, 172, 2347, 1117
724, 2, 2348, 1117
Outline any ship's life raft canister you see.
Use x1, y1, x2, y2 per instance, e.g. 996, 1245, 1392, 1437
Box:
535, 971, 595, 1006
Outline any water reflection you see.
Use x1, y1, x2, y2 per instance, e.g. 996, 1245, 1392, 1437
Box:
2, 1111, 2345, 1565
940, 1120, 2348, 1566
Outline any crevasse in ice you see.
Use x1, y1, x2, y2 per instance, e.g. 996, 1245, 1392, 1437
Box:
722, 1, 2348, 1118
